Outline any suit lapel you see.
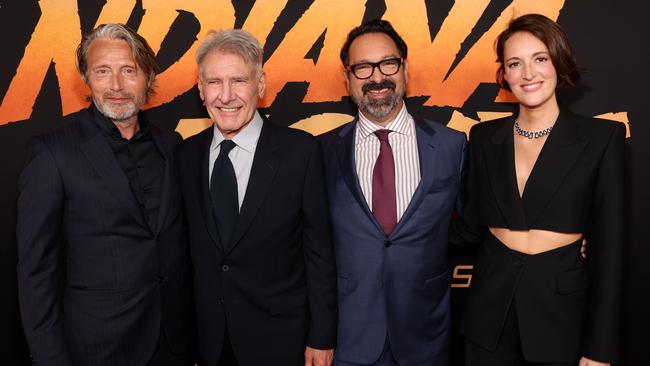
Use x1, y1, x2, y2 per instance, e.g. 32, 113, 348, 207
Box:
227, 122, 278, 253
335, 120, 381, 232
195, 128, 221, 248
520, 110, 587, 225
78, 117, 149, 229
482, 116, 527, 228
150, 127, 171, 235
391, 116, 436, 236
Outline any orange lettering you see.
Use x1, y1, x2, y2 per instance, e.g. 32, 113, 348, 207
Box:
242, 1, 288, 45
0, 0, 81, 124
0, 0, 137, 125
451, 265, 473, 288
429, 0, 565, 107
139, 0, 235, 108
141, 0, 287, 108
383, 0, 490, 105
261, 0, 366, 106
0, 0, 572, 125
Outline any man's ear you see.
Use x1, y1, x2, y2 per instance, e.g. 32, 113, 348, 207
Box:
343, 69, 351, 92
403, 59, 408, 83
197, 79, 205, 102
258, 70, 266, 97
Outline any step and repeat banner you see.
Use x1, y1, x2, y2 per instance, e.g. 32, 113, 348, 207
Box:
1, 0, 648, 364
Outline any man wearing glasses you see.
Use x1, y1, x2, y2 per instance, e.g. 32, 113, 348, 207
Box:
320, 20, 467, 366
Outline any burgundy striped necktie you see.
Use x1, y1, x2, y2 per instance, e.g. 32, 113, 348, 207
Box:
372, 129, 397, 235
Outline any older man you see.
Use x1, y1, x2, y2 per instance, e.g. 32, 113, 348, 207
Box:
176, 29, 337, 366
319, 20, 467, 366
17, 24, 195, 365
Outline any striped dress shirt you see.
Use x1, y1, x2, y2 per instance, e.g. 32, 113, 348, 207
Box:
355, 104, 421, 221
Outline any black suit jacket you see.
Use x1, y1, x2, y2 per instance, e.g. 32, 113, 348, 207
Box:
452, 110, 625, 363
17, 106, 195, 366
176, 119, 337, 366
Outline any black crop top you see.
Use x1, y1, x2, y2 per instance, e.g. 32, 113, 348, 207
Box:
452, 109, 625, 246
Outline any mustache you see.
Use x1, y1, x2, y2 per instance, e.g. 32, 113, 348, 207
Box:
362, 80, 396, 94
103, 92, 134, 100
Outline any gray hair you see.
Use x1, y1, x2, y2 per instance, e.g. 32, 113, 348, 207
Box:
196, 29, 264, 78
76, 23, 157, 95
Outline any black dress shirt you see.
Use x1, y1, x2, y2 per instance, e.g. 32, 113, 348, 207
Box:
93, 107, 164, 232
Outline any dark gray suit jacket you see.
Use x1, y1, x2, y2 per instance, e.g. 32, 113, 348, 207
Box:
17, 106, 195, 366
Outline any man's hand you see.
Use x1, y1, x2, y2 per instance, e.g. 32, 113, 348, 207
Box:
304, 346, 334, 366
579, 356, 609, 366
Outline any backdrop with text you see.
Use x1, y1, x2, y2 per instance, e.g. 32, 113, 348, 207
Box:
1, 1, 648, 364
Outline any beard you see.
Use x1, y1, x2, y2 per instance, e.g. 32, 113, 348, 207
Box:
93, 92, 145, 122
351, 79, 404, 121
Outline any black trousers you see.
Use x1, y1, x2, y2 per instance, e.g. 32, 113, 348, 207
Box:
146, 327, 194, 366
465, 302, 577, 366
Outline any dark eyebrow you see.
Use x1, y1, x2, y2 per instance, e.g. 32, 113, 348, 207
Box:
350, 55, 400, 65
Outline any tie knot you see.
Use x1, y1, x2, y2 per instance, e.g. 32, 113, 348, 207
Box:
219, 139, 236, 156
374, 129, 391, 142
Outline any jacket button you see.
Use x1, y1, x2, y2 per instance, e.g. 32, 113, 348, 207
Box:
384, 240, 392, 248
158, 276, 166, 284
222, 264, 230, 272
513, 260, 524, 268
217, 298, 224, 305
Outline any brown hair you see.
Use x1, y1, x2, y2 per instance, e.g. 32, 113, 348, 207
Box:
76, 23, 158, 96
495, 14, 584, 91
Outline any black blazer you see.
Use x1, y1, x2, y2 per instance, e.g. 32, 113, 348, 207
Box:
452, 110, 625, 363
17, 106, 196, 365
176, 118, 337, 366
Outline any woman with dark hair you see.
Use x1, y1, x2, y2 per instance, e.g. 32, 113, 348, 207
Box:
452, 14, 624, 366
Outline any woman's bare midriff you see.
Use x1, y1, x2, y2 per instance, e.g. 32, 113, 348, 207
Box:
489, 227, 583, 255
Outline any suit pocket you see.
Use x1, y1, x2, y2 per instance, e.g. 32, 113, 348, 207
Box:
556, 267, 589, 294
423, 269, 450, 295
267, 293, 308, 316
337, 274, 357, 297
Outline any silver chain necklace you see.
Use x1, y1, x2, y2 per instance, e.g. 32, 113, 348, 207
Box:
514, 119, 554, 139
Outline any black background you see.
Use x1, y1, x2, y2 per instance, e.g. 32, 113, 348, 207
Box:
1, 1, 648, 364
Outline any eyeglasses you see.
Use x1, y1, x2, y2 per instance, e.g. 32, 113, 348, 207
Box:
347, 58, 403, 79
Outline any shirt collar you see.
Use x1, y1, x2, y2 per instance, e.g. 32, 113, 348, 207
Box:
211, 110, 263, 153
357, 102, 412, 139
91, 103, 150, 141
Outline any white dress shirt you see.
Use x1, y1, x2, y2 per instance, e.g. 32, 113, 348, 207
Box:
355, 103, 421, 221
209, 111, 263, 210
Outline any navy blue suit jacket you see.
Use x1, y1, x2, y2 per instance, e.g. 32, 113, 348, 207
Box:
320, 116, 466, 365
17, 106, 195, 366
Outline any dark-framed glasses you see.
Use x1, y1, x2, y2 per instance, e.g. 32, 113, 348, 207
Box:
347, 58, 403, 79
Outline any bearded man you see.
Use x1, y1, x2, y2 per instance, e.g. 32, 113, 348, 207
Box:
319, 19, 467, 366
17, 23, 195, 366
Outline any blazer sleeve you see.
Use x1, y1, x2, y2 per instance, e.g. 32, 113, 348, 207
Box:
582, 122, 625, 363
16, 136, 72, 366
449, 126, 485, 248
300, 140, 338, 349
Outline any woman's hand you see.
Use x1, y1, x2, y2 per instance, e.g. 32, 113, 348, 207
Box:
579, 356, 609, 366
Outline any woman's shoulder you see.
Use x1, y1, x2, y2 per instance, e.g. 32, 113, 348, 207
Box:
567, 111, 626, 140
469, 115, 512, 140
